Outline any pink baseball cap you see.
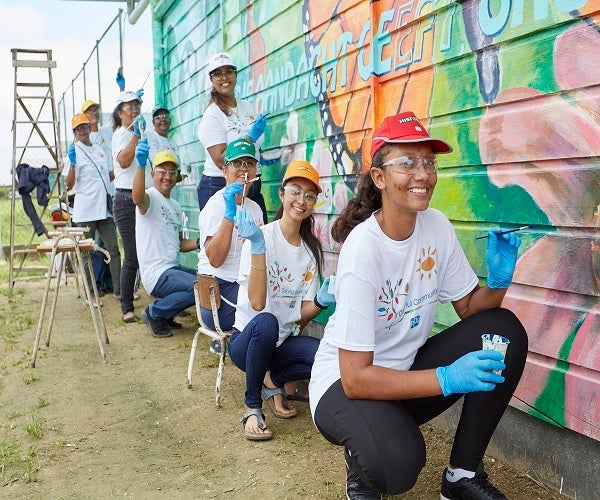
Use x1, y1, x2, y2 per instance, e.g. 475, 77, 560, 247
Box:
371, 111, 452, 159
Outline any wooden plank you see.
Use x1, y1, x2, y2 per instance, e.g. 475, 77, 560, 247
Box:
12, 60, 56, 68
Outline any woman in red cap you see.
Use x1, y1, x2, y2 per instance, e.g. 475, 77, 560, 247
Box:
228, 160, 335, 441
309, 112, 528, 500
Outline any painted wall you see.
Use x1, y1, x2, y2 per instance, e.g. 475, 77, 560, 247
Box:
150, 0, 600, 441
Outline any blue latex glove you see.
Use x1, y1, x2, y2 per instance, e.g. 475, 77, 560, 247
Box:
135, 88, 144, 101
436, 350, 506, 396
222, 182, 242, 222
133, 115, 146, 137
247, 114, 267, 143
316, 276, 336, 308
260, 155, 278, 166
135, 139, 149, 168
486, 229, 521, 289
236, 208, 266, 254
67, 143, 76, 165
116, 69, 125, 90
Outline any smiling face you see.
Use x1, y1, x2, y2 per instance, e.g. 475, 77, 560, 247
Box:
152, 110, 171, 137
210, 65, 237, 99
151, 161, 178, 197
279, 177, 319, 223
84, 105, 100, 128
118, 99, 141, 128
223, 156, 257, 186
371, 142, 438, 217
73, 123, 91, 145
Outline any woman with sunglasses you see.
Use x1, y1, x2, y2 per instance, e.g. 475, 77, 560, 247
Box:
197, 52, 268, 223
111, 91, 151, 323
308, 112, 528, 500
196, 138, 264, 353
228, 160, 335, 441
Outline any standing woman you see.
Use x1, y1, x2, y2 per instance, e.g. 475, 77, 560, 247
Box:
309, 112, 528, 500
111, 91, 151, 323
65, 113, 120, 303
197, 52, 268, 222
229, 161, 335, 441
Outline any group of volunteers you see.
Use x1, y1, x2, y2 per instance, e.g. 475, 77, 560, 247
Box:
65, 52, 528, 500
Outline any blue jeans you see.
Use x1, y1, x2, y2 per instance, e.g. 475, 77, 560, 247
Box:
79, 218, 121, 296
200, 277, 238, 331
197, 174, 226, 211
113, 189, 138, 314
228, 312, 320, 409
149, 265, 196, 320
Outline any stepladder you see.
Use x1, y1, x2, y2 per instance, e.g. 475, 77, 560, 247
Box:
30, 227, 110, 368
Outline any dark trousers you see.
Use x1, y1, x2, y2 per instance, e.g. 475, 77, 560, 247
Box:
113, 190, 138, 314
313, 308, 528, 495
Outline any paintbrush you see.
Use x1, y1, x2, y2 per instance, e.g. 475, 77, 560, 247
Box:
234, 173, 249, 258
476, 225, 532, 240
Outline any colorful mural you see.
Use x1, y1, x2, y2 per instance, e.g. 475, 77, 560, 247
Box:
150, 0, 600, 441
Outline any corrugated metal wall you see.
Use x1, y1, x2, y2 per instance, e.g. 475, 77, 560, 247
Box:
150, 0, 600, 441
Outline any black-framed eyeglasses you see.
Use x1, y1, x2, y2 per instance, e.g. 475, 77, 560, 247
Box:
227, 159, 257, 171
210, 68, 237, 80
381, 156, 438, 175
153, 167, 179, 177
282, 186, 318, 204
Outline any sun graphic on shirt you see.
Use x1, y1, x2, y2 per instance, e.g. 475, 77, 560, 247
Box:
416, 247, 437, 280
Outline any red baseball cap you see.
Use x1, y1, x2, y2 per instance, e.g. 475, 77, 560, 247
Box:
371, 111, 452, 159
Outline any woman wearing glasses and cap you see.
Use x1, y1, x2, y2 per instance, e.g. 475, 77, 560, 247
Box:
309, 112, 528, 500
196, 138, 264, 353
197, 52, 268, 223
111, 91, 151, 323
229, 160, 335, 441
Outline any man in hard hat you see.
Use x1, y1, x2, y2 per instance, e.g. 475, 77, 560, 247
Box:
132, 140, 198, 338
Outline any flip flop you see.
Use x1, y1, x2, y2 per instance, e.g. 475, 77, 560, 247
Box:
261, 385, 297, 419
286, 379, 310, 402
122, 314, 140, 323
240, 409, 272, 441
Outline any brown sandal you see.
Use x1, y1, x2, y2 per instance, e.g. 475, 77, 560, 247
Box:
240, 409, 273, 441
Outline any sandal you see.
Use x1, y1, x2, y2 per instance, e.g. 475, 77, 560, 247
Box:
240, 409, 272, 441
122, 314, 140, 324
286, 379, 310, 402
261, 385, 297, 419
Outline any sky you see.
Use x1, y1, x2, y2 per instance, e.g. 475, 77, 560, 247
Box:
0, 0, 154, 185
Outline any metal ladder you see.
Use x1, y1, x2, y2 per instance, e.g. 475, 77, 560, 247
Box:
9, 48, 68, 289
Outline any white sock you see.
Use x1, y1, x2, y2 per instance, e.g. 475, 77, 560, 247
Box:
446, 466, 476, 482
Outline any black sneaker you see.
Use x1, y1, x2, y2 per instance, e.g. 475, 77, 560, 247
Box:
441, 463, 506, 499
167, 318, 182, 329
141, 307, 173, 338
344, 449, 381, 500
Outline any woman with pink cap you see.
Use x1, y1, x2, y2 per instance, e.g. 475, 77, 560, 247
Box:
309, 112, 528, 500
228, 160, 335, 441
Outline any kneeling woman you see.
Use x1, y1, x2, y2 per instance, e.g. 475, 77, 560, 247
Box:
229, 161, 335, 441
309, 112, 528, 500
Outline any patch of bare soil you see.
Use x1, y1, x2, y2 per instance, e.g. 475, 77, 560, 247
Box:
0, 279, 567, 499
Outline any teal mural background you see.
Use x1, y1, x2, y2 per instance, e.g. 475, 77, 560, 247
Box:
149, 0, 600, 441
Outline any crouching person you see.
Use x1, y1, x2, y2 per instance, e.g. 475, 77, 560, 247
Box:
133, 140, 198, 338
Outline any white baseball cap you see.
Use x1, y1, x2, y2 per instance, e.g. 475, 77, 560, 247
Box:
206, 52, 236, 76
116, 91, 141, 105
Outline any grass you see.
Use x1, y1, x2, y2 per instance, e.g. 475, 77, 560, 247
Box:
22, 415, 44, 439
22, 372, 39, 385
0, 440, 39, 484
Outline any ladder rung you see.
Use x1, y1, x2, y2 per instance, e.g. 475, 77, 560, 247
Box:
16, 83, 51, 88
13, 60, 56, 69
15, 121, 55, 124
16, 95, 51, 99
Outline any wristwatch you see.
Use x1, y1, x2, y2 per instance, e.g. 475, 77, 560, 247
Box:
196, 237, 201, 250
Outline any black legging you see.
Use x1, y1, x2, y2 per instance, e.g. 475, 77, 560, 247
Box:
313, 307, 528, 495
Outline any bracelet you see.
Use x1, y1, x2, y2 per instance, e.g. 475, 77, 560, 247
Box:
196, 237, 201, 250
314, 296, 329, 310
250, 264, 266, 272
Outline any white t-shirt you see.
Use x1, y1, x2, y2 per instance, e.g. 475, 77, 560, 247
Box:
309, 209, 479, 416
90, 123, 114, 168
233, 221, 319, 346
67, 142, 112, 223
146, 128, 179, 167
197, 100, 264, 177
136, 187, 183, 293
112, 126, 152, 190
197, 187, 263, 282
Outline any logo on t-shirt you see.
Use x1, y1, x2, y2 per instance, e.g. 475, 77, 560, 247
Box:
416, 246, 437, 280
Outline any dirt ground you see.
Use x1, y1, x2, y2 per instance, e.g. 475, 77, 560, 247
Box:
0, 277, 568, 499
